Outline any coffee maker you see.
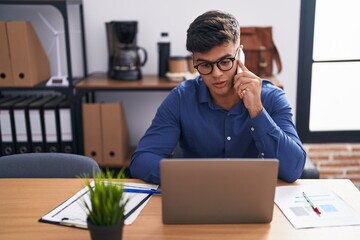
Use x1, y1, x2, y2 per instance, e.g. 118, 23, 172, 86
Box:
106, 21, 147, 80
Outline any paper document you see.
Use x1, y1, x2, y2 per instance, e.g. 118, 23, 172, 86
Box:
39, 182, 158, 228
275, 185, 360, 229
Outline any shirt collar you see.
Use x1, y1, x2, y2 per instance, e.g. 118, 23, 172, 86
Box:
196, 77, 245, 114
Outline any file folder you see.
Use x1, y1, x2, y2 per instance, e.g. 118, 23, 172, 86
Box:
0, 21, 14, 86
42, 96, 66, 152
0, 96, 26, 155
0, 96, 19, 150
6, 21, 50, 87
82, 103, 103, 164
28, 96, 56, 153
13, 96, 41, 154
101, 103, 129, 166
58, 99, 75, 153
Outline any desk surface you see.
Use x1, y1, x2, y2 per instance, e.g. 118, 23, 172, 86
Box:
76, 75, 179, 90
1, 179, 360, 240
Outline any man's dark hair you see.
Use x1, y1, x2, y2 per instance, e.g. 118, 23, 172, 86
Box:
186, 10, 240, 53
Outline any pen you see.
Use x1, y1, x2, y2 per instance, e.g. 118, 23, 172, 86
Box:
303, 191, 321, 215
124, 188, 161, 195
60, 218, 87, 229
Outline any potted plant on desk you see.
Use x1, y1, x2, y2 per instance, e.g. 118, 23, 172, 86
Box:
83, 170, 128, 240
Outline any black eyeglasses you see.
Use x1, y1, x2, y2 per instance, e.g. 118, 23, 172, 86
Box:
193, 48, 240, 75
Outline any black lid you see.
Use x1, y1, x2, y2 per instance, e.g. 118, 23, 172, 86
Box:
169, 56, 186, 60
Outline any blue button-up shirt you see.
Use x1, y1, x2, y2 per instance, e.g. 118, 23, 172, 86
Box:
130, 76, 306, 184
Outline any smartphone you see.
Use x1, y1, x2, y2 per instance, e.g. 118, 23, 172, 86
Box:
237, 48, 245, 73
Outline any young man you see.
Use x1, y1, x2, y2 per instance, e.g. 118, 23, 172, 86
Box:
130, 10, 306, 184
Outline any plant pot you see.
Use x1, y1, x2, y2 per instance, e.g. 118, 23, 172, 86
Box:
87, 219, 124, 240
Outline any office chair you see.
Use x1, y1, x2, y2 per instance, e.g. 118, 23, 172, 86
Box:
171, 145, 320, 179
0, 153, 100, 178
300, 157, 320, 179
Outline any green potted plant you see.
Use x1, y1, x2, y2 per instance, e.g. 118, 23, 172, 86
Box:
83, 170, 128, 240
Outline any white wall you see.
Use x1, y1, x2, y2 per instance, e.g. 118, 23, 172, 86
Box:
84, 0, 301, 146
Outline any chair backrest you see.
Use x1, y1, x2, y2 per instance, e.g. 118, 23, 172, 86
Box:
0, 153, 100, 178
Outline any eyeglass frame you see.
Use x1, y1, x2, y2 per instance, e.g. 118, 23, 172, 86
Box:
193, 47, 240, 75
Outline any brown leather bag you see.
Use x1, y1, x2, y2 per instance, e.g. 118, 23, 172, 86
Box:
240, 27, 282, 78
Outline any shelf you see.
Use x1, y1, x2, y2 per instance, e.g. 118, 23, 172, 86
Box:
76, 74, 180, 91
0, 0, 88, 88
0, 0, 86, 155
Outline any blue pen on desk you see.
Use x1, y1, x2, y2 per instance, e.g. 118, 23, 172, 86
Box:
124, 188, 161, 195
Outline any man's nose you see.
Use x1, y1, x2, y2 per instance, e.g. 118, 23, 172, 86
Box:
211, 63, 223, 76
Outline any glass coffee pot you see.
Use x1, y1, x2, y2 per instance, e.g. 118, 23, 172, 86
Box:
106, 21, 147, 80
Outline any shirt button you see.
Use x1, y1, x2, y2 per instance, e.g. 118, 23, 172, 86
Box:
227, 136, 231, 141
251, 127, 255, 131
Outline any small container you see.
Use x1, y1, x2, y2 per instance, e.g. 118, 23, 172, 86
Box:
168, 56, 187, 73
158, 32, 170, 77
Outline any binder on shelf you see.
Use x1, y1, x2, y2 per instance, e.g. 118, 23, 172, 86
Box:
0, 21, 14, 86
42, 96, 66, 152
0, 96, 19, 151
13, 96, 41, 154
6, 21, 50, 87
101, 102, 129, 166
82, 103, 103, 164
0, 96, 27, 156
28, 96, 56, 153
58, 99, 75, 153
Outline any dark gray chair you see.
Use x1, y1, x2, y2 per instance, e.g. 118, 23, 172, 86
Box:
300, 157, 320, 179
171, 145, 320, 179
0, 153, 100, 178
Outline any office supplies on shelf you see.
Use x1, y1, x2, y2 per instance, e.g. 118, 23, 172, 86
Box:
0, 96, 17, 151
303, 191, 321, 215
160, 158, 279, 224
124, 188, 161, 195
0, 96, 26, 155
0, 21, 14, 86
6, 21, 50, 87
13, 96, 41, 154
42, 96, 66, 152
39, 181, 159, 228
275, 185, 360, 229
101, 102, 129, 166
58, 99, 74, 153
82, 103, 103, 163
28, 96, 56, 153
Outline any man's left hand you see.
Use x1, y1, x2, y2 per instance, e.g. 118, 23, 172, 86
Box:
233, 59, 263, 118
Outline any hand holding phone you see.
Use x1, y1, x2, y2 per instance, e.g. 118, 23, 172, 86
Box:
237, 48, 245, 73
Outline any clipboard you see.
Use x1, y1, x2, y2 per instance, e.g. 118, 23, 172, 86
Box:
39, 182, 158, 228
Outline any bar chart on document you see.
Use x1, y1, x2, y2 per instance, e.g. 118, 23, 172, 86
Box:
275, 185, 360, 229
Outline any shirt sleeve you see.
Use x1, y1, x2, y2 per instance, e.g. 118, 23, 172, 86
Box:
129, 89, 181, 184
249, 87, 306, 182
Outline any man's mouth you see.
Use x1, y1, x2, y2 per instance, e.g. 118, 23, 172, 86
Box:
213, 80, 227, 88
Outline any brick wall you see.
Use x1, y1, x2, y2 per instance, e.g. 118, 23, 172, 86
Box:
303, 143, 360, 189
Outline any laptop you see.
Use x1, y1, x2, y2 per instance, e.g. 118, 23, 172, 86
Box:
160, 158, 279, 224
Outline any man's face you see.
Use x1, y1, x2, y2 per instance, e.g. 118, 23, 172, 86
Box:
192, 42, 239, 101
